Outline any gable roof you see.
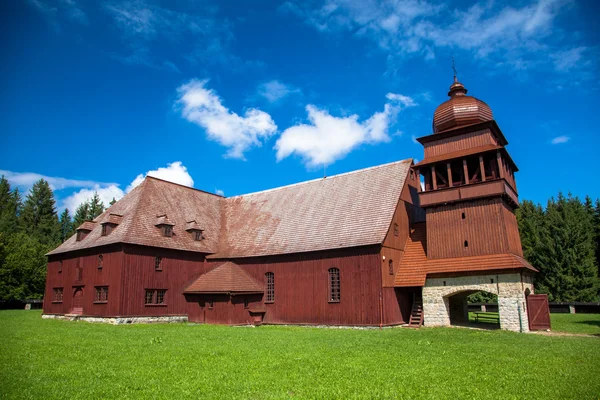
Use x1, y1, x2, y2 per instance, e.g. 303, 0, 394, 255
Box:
394, 222, 537, 287
210, 159, 413, 258
48, 159, 413, 258
184, 262, 263, 294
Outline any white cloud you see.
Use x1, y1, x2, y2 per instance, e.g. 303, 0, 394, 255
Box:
176, 79, 277, 159
0, 170, 116, 192
275, 93, 416, 167
125, 161, 194, 192
257, 80, 301, 103
2, 161, 195, 213
215, 189, 225, 196
551, 135, 570, 144
62, 185, 125, 213
27, 0, 89, 29
283, 0, 590, 77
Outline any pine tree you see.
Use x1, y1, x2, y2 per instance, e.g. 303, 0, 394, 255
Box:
0, 177, 21, 234
537, 194, 599, 301
72, 201, 90, 230
595, 199, 600, 280
0, 232, 48, 300
59, 209, 73, 242
88, 192, 105, 219
20, 179, 60, 247
517, 200, 546, 271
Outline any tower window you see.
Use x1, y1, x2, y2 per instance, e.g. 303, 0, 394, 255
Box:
98, 255, 103, 269
393, 223, 399, 237
461, 212, 465, 219
94, 286, 109, 303
155, 257, 162, 271
328, 267, 340, 302
163, 225, 173, 237
265, 272, 275, 303
194, 231, 203, 241
464, 240, 469, 247
58, 261, 62, 273
388, 259, 394, 275
52, 288, 64, 302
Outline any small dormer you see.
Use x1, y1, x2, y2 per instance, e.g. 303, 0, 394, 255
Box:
75, 221, 96, 241
185, 220, 204, 241
101, 213, 123, 236
155, 214, 175, 237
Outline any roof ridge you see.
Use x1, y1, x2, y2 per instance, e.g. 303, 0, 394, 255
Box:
230, 158, 413, 199
145, 176, 225, 198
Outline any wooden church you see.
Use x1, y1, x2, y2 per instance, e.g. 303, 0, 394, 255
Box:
43, 77, 546, 332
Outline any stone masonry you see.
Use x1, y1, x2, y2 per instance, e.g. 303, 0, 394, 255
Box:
42, 314, 188, 324
423, 273, 534, 332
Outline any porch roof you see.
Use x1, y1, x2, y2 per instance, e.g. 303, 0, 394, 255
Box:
184, 262, 263, 294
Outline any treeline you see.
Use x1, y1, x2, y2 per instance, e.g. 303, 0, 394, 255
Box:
0, 177, 111, 301
1, 175, 599, 303
518, 194, 600, 302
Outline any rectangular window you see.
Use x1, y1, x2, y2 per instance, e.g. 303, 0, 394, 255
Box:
194, 231, 202, 241
101, 224, 108, 236
208, 299, 214, 310
145, 290, 154, 305
145, 289, 167, 305
265, 272, 274, 303
155, 257, 162, 271
52, 288, 63, 302
95, 286, 108, 303
164, 225, 173, 237
328, 268, 340, 302
58, 261, 62, 273
98, 255, 103, 269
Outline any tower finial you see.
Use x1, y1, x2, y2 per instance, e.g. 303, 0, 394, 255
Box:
451, 56, 458, 83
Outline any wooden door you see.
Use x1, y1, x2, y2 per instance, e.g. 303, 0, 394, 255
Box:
71, 287, 84, 315
527, 294, 551, 331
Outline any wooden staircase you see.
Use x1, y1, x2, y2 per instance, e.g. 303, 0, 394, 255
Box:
408, 296, 424, 328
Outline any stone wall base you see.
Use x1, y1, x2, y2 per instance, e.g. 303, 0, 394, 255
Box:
42, 314, 188, 325
423, 272, 534, 333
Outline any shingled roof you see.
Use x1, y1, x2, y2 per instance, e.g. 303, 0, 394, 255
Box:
184, 262, 263, 294
48, 159, 413, 258
394, 223, 537, 287
211, 159, 413, 258
47, 177, 222, 255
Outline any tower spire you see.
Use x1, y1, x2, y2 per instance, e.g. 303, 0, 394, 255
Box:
452, 56, 457, 83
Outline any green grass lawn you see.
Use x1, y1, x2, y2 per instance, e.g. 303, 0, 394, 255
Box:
550, 313, 600, 335
1, 311, 599, 399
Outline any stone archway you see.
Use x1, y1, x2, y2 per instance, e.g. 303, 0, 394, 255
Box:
422, 272, 533, 332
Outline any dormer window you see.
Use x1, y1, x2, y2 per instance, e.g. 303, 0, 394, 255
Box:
101, 214, 122, 236
155, 215, 175, 238
75, 221, 96, 241
185, 220, 204, 242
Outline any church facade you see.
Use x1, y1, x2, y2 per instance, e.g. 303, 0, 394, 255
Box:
43, 78, 538, 332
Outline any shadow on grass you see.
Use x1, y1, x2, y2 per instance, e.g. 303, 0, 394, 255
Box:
573, 320, 600, 328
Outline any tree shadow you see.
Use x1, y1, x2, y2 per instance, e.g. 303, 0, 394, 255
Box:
573, 320, 600, 328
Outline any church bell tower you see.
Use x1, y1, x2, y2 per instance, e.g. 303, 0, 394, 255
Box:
414, 76, 523, 260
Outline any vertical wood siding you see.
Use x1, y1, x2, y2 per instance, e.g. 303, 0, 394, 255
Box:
426, 198, 521, 259
119, 245, 206, 317
423, 129, 497, 158
208, 246, 384, 326
44, 245, 124, 316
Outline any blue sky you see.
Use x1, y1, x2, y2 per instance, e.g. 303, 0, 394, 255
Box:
0, 0, 598, 212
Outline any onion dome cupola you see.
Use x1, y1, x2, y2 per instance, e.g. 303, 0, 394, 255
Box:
432, 77, 493, 133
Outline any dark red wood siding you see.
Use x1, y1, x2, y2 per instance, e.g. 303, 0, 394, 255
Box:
44, 245, 124, 316
119, 244, 206, 317
208, 245, 385, 326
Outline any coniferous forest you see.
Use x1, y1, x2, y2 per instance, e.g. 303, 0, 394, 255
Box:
0, 175, 599, 303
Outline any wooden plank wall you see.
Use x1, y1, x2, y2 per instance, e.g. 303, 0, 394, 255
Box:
44, 245, 123, 316
500, 200, 524, 256
423, 129, 497, 158
119, 245, 206, 317
209, 246, 383, 326
426, 198, 521, 259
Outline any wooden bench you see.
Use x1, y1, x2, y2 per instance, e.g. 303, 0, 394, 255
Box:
473, 312, 499, 324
